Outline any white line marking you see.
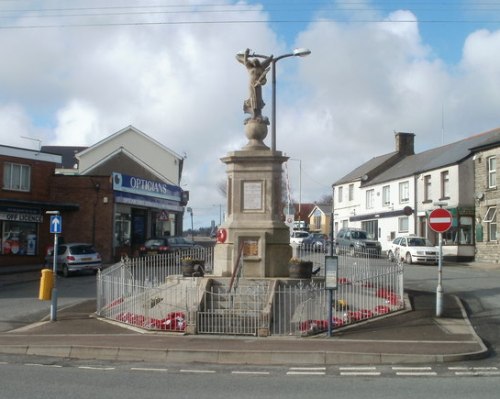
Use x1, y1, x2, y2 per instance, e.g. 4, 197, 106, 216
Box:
454, 371, 500, 376
287, 371, 326, 375
340, 367, 377, 371
180, 369, 216, 374
78, 366, 115, 371
392, 367, 433, 371
289, 367, 326, 371
340, 372, 381, 376
130, 367, 168, 372
232, 371, 271, 375
25, 363, 62, 368
395, 372, 437, 376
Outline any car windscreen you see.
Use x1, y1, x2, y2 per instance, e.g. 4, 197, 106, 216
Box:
408, 238, 427, 247
352, 231, 367, 239
69, 245, 96, 255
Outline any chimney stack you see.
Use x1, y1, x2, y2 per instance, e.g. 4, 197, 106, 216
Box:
395, 132, 415, 156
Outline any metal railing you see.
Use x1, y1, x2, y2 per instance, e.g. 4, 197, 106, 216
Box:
96, 247, 404, 336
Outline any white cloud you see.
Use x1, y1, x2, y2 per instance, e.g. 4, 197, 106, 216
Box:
1, 1, 500, 228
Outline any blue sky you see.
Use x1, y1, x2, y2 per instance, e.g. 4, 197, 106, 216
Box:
1, 1, 500, 229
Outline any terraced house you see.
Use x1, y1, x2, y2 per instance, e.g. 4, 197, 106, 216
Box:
333, 128, 500, 262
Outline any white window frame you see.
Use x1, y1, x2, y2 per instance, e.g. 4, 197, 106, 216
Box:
348, 184, 354, 201
441, 170, 450, 199
484, 206, 497, 241
423, 175, 431, 202
382, 185, 390, 207
399, 181, 409, 204
366, 189, 374, 209
3, 162, 31, 192
487, 156, 496, 188
398, 216, 409, 233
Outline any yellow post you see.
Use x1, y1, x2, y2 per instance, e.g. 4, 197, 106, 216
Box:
38, 269, 54, 301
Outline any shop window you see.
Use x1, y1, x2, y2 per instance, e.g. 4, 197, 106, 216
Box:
114, 211, 131, 247
442, 216, 473, 245
3, 162, 31, 192
1, 222, 37, 255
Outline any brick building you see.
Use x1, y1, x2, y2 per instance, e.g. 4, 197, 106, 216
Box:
1, 126, 187, 269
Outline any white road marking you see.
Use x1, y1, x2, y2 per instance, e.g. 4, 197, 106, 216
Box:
180, 369, 216, 374
232, 371, 270, 375
130, 367, 168, 372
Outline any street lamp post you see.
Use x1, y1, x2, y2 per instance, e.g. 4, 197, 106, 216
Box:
271, 48, 311, 153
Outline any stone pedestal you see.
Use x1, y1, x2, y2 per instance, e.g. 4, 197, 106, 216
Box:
214, 129, 292, 277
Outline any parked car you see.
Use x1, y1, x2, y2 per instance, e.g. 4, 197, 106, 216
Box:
301, 233, 328, 252
335, 227, 381, 257
388, 235, 438, 264
45, 243, 102, 277
138, 236, 202, 256
290, 230, 310, 245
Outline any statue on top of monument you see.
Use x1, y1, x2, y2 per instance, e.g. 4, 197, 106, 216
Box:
236, 48, 273, 121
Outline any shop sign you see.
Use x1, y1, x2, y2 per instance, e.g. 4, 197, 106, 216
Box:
0, 211, 43, 223
112, 172, 182, 202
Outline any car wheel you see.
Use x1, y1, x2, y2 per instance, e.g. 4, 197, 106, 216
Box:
405, 252, 413, 264
349, 247, 356, 257
62, 264, 70, 277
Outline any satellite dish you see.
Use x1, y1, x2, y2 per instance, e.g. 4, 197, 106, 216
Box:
475, 192, 484, 201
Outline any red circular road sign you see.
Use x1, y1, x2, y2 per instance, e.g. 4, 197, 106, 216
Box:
428, 208, 453, 233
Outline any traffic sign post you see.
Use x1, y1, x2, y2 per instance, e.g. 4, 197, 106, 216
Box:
46, 211, 62, 321
428, 207, 452, 317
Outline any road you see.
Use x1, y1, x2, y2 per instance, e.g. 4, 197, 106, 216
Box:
0, 359, 499, 399
0, 262, 499, 397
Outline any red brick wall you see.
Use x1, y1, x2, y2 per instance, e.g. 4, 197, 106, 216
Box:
49, 175, 115, 263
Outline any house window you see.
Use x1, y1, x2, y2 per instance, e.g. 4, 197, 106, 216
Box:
366, 189, 374, 209
440, 171, 450, 199
484, 206, 497, 241
423, 175, 431, 202
487, 156, 496, 188
398, 216, 409, 233
382, 185, 390, 207
3, 162, 31, 192
313, 215, 321, 230
348, 184, 354, 201
338, 186, 343, 203
399, 181, 409, 203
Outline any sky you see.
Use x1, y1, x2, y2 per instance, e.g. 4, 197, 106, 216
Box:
1, 0, 500, 230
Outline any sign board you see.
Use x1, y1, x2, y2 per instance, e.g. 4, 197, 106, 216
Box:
428, 208, 452, 233
49, 215, 62, 234
324, 255, 338, 290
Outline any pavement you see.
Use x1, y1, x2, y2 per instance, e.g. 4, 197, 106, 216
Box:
0, 263, 493, 366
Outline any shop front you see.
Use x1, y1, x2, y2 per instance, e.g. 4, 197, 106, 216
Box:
111, 172, 186, 259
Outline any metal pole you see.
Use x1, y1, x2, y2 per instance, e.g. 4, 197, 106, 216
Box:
436, 232, 443, 317
271, 60, 277, 153
298, 159, 302, 225
50, 233, 58, 321
327, 289, 333, 337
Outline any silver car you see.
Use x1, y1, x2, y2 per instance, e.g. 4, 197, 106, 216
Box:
45, 243, 102, 277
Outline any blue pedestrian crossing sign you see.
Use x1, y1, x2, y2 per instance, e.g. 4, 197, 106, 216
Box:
50, 215, 62, 234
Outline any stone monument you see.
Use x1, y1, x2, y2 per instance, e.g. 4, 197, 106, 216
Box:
213, 49, 292, 278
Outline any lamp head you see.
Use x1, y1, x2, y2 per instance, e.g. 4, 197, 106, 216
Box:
293, 48, 311, 57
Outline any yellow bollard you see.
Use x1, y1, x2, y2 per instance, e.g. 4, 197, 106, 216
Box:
38, 269, 54, 301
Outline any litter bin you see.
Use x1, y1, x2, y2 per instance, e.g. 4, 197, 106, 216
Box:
39, 268, 54, 301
